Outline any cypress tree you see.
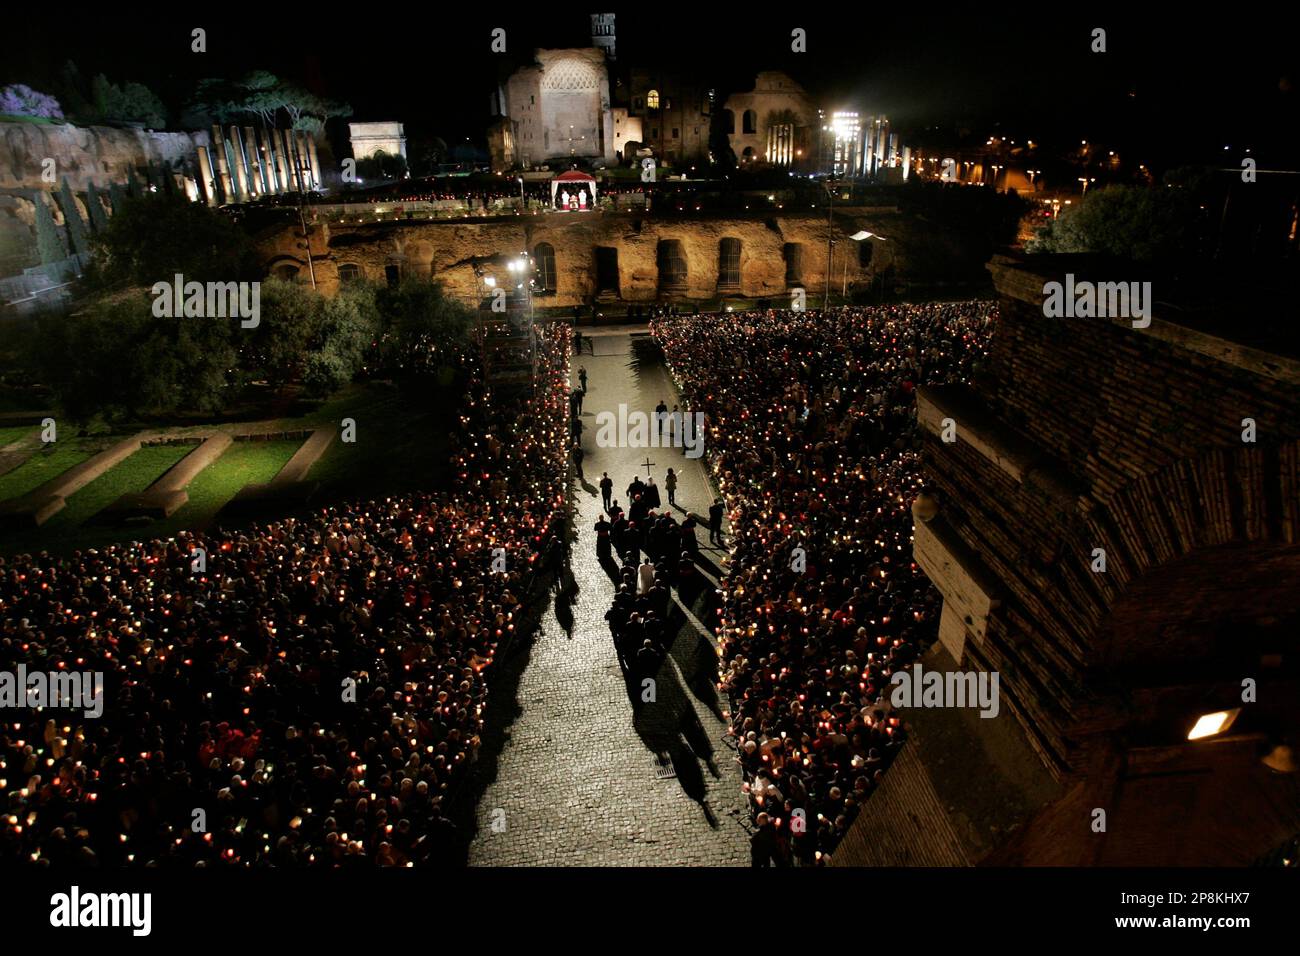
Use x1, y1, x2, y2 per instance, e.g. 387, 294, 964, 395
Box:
85, 181, 110, 233
109, 181, 128, 215
33, 193, 68, 264
57, 177, 90, 256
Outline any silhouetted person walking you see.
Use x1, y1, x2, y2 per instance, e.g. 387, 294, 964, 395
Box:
708, 498, 725, 547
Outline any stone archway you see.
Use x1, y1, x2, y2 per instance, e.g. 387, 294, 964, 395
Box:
994, 443, 1300, 865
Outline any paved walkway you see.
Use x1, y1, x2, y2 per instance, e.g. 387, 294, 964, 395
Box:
468, 331, 749, 866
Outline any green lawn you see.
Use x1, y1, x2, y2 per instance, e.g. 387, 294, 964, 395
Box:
0, 426, 36, 448
0, 381, 453, 556
45, 444, 193, 531
307, 388, 448, 498
147, 439, 301, 539
0, 441, 97, 502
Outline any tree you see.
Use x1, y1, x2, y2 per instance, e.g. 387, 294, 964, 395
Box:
33, 194, 68, 264
1026, 183, 1203, 263
89, 74, 166, 128
243, 277, 318, 388
87, 191, 257, 289
0, 84, 63, 119
238, 279, 380, 395
238, 71, 286, 127
185, 71, 350, 134
57, 178, 90, 256
85, 181, 110, 233
55, 61, 92, 120
108, 182, 128, 216
28, 291, 240, 424
303, 283, 380, 395
356, 149, 407, 182
374, 278, 472, 366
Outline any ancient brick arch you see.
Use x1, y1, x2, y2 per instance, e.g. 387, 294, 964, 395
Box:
1083, 439, 1300, 675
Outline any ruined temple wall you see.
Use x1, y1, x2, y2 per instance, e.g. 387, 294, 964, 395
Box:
267, 211, 900, 306
0, 120, 208, 193
0, 121, 209, 274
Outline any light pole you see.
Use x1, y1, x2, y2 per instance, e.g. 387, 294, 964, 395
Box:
296, 197, 317, 289
823, 177, 838, 312
518, 176, 525, 212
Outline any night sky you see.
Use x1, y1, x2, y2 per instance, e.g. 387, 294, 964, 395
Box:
6, 10, 1298, 170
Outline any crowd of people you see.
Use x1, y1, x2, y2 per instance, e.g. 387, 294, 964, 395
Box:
596, 472, 703, 683
652, 301, 995, 864
0, 327, 572, 867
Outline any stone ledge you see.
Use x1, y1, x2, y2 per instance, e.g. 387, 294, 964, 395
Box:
913, 515, 1001, 658
918, 382, 1078, 509
152, 434, 231, 492
102, 488, 189, 520
0, 434, 144, 528
987, 253, 1300, 385
274, 428, 335, 485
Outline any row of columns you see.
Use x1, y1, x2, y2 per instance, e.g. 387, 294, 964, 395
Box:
196, 125, 322, 206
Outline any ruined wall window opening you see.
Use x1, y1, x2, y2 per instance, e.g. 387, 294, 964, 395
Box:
783, 242, 804, 286
718, 237, 742, 289
534, 242, 557, 293
657, 239, 688, 292
595, 246, 620, 295
743, 110, 757, 135
338, 263, 361, 283
647, 89, 660, 110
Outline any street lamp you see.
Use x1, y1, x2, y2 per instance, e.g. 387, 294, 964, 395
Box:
518, 176, 525, 211
823, 177, 839, 311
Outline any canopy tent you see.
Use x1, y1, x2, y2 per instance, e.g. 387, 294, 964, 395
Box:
550, 169, 597, 211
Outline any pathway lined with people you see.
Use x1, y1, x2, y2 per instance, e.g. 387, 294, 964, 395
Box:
468, 329, 748, 866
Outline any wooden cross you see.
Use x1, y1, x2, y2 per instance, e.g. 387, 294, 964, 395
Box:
641, 457, 655, 475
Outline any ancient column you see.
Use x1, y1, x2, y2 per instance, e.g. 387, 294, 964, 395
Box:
295, 130, 315, 190
306, 135, 322, 192
280, 129, 302, 192
242, 126, 262, 197
258, 127, 280, 194
227, 126, 250, 201
210, 125, 234, 203
196, 147, 217, 206
272, 129, 293, 194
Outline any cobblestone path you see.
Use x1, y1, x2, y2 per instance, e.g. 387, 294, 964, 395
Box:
468, 329, 749, 866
